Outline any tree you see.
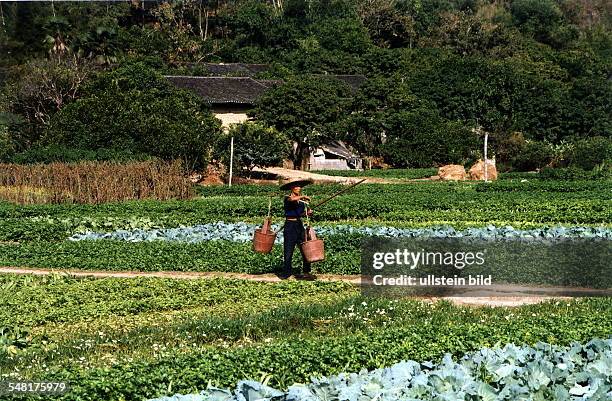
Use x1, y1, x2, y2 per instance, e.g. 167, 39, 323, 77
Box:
281, 46, 365, 74
150, 1, 204, 63
74, 26, 120, 65
310, 17, 372, 54
341, 74, 426, 156
379, 108, 478, 167
510, 0, 577, 47
565, 136, 612, 170
44, 62, 222, 170
0, 112, 25, 157
215, 122, 291, 176
1, 57, 91, 149
0, 117, 16, 161
420, 10, 513, 56
42, 16, 72, 60
357, 0, 416, 48
511, 0, 563, 27
562, 65, 611, 138
225, 0, 278, 47
404, 53, 572, 143
249, 75, 353, 170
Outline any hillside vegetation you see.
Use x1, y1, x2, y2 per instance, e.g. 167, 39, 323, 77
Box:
0, 0, 610, 172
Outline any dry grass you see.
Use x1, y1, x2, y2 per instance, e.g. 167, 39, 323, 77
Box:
0, 160, 193, 204
0, 185, 66, 204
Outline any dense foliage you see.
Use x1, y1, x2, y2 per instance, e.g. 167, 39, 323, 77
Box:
7, 145, 152, 164
0, 0, 609, 170
249, 75, 354, 169
215, 122, 291, 176
43, 62, 223, 170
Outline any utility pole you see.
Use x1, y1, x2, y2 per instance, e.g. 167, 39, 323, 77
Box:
228, 135, 234, 187
484, 130, 489, 182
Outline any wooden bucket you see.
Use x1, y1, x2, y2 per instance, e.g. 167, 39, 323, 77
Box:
301, 226, 325, 263
253, 218, 276, 254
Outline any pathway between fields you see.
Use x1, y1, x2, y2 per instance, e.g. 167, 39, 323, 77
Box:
249, 167, 421, 184
0, 266, 593, 307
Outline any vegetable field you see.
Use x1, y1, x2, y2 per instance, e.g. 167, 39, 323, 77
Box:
0, 176, 610, 400
2, 275, 611, 401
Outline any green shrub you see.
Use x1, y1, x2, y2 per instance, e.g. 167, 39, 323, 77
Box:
510, 141, 555, 171
498, 171, 538, 180
539, 166, 611, 180
215, 122, 290, 177
44, 62, 223, 170
0, 124, 15, 162
510, 0, 563, 45
379, 110, 478, 168
565, 136, 612, 170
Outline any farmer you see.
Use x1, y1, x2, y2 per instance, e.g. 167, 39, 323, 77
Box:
279, 178, 314, 279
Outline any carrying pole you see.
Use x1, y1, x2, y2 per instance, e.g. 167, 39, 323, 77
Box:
310, 179, 366, 210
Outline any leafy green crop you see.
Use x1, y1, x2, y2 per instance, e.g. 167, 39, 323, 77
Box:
2, 235, 610, 289
0, 275, 351, 328
16, 298, 612, 401
148, 339, 612, 401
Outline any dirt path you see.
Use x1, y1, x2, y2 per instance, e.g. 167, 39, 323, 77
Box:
250, 167, 402, 184
0, 266, 583, 307
0, 266, 360, 283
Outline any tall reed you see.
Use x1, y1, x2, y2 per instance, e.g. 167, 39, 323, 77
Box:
0, 160, 193, 204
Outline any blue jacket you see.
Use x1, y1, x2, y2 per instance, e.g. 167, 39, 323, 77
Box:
284, 195, 306, 217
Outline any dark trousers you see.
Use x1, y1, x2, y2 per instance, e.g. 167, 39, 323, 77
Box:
283, 220, 311, 275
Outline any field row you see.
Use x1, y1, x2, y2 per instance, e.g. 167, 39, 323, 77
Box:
68, 222, 612, 242
1, 181, 610, 242
1, 237, 610, 287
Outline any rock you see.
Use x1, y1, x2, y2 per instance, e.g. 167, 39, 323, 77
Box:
438, 164, 467, 181
468, 159, 498, 181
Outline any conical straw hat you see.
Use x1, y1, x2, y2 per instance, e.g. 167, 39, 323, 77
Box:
279, 178, 314, 190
